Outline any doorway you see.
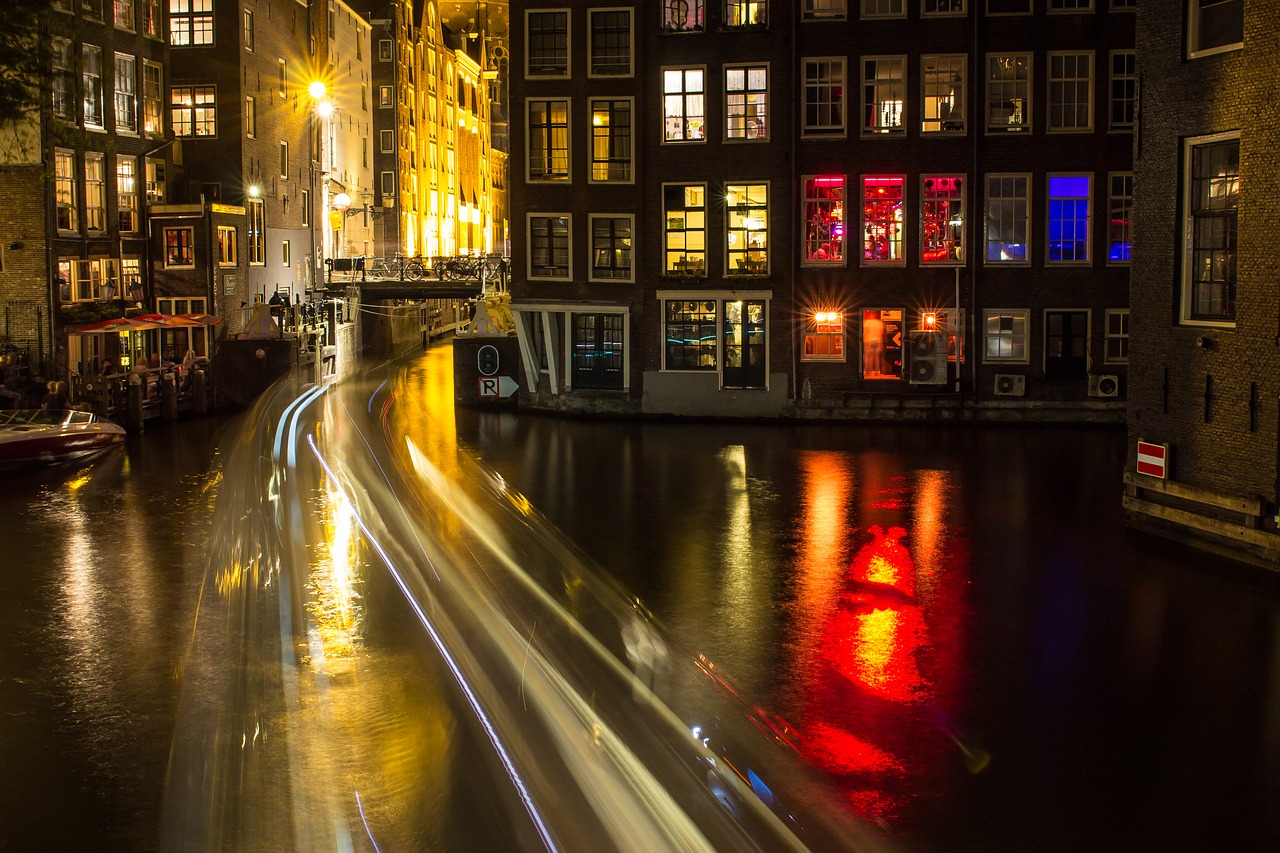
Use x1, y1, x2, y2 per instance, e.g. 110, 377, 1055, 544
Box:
1044, 310, 1088, 380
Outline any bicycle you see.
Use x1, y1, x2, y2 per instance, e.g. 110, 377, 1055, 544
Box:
369, 253, 426, 281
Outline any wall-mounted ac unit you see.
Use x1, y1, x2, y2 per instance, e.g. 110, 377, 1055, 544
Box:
994, 374, 1025, 396
1089, 374, 1120, 398
908, 331, 948, 385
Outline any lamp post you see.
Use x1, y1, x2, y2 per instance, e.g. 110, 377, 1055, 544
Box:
332, 190, 393, 224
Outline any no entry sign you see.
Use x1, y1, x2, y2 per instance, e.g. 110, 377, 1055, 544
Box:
1136, 440, 1168, 479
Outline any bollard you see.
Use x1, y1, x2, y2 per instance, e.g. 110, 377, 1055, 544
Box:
192, 368, 208, 414
127, 374, 144, 432
161, 374, 178, 422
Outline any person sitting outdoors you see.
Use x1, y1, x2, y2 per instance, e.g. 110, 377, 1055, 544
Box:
99, 357, 117, 376
41, 380, 70, 413
0, 374, 22, 409
148, 352, 163, 371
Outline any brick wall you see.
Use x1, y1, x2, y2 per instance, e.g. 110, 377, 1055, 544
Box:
1129, 1, 1279, 504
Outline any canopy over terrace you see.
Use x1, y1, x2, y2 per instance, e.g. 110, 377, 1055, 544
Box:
68, 314, 221, 375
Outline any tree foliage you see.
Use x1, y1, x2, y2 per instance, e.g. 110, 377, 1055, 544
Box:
0, 0, 55, 126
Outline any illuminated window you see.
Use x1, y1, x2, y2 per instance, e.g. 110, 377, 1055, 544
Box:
862, 176, 903, 263
1105, 309, 1129, 363
985, 174, 1029, 264
663, 68, 705, 142
1182, 134, 1238, 323
117, 156, 138, 232
528, 99, 570, 180
165, 227, 195, 267
245, 96, 255, 137
590, 215, 633, 281
727, 184, 768, 275
664, 0, 704, 31
85, 153, 106, 233
143, 0, 160, 37
984, 309, 1028, 362
922, 55, 965, 134
279, 141, 288, 179
725, 65, 768, 140
803, 176, 845, 263
55, 149, 77, 232
921, 176, 964, 264
247, 199, 264, 265
379, 39, 392, 62
171, 85, 215, 137
281, 240, 290, 267
589, 9, 631, 75
526, 10, 569, 77
145, 157, 165, 203
143, 62, 163, 135
1108, 172, 1133, 263
83, 45, 104, 128
664, 184, 706, 275
115, 54, 137, 132
803, 58, 845, 137
862, 57, 905, 135
529, 214, 570, 279
170, 0, 214, 47
590, 98, 633, 182
862, 0, 904, 18
804, 312, 845, 361
1047, 174, 1091, 263
1109, 50, 1136, 131
664, 301, 717, 370
217, 226, 237, 266
923, 0, 966, 15
244, 9, 254, 50
986, 53, 1030, 133
726, 2, 767, 26
1048, 52, 1093, 132
803, 0, 846, 18
862, 309, 903, 378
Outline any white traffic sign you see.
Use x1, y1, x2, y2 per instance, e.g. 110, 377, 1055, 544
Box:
478, 376, 520, 398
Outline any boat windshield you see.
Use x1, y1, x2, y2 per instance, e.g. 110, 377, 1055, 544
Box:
0, 409, 95, 427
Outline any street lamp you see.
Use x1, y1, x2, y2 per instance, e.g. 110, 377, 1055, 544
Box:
332, 190, 393, 221
307, 80, 328, 296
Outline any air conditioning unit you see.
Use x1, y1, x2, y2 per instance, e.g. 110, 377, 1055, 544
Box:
994, 374, 1025, 396
908, 331, 948, 385
1089, 374, 1120, 398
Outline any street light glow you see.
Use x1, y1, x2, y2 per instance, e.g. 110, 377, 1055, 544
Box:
308, 80, 327, 100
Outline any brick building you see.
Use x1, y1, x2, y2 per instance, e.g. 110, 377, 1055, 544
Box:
508, 1, 1135, 420
0, 0, 179, 380
1125, 0, 1280, 566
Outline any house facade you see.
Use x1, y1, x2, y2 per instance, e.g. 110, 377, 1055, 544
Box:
508, 1, 1135, 421
1126, 0, 1280, 566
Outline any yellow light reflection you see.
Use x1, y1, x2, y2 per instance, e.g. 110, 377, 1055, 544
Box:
304, 480, 364, 666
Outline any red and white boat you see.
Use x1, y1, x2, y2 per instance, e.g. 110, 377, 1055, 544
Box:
0, 408, 126, 469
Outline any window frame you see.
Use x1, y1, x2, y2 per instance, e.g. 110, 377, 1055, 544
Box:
985, 173, 1031, 266
84, 152, 106, 233
663, 0, 705, 32
802, 175, 846, 266
171, 84, 216, 138
803, 311, 846, 362
169, 0, 214, 48
216, 225, 237, 267
116, 155, 139, 233
663, 183, 708, 276
587, 213, 635, 283
802, 57, 847, 138
983, 308, 1030, 364
526, 9, 570, 78
246, 198, 265, 266
142, 61, 163, 136
114, 53, 138, 134
527, 98, 571, 181
725, 1, 768, 27
922, 54, 966, 135
587, 96, 634, 184
725, 182, 769, 276
1180, 131, 1239, 326
862, 0, 906, 19
986, 52, 1032, 134
861, 175, 905, 265
1047, 51, 1094, 133
922, 0, 966, 16
1108, 49, 1136, 132
527, 213, 572, 281
55, 148, 77, 233
1187, 0, 1242, 58
921, 174, 965, 265
83, 44, 105, 130
725, 63, 769, 142
662, 67, 707, 143
164, 226, 196, 268
1046, 173, 1093, 265
588, 8, 633, 78
1107, 171, 1133, 265
861, 55, 907, 137
1104, 308, 1129, 364
803, 0, 847, 19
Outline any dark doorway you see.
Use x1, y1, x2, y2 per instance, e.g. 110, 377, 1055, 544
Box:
1045, 310, 1088, 380
570, 313, 624, 390
723, 300, 767, 389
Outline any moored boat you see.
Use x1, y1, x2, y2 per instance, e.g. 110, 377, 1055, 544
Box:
0, 409, 126, 470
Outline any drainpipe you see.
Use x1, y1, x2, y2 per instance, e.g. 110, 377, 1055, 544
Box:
970, 10, 981, 404
788, 0, 799, 404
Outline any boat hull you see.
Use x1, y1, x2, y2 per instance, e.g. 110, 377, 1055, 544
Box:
0, 410, 127, 470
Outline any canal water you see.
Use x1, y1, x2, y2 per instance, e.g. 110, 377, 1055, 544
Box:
1, 344, 1277, 852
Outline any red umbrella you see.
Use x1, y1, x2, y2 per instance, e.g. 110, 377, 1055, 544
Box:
176, 313, 222, 325
133, 312, 202, 327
